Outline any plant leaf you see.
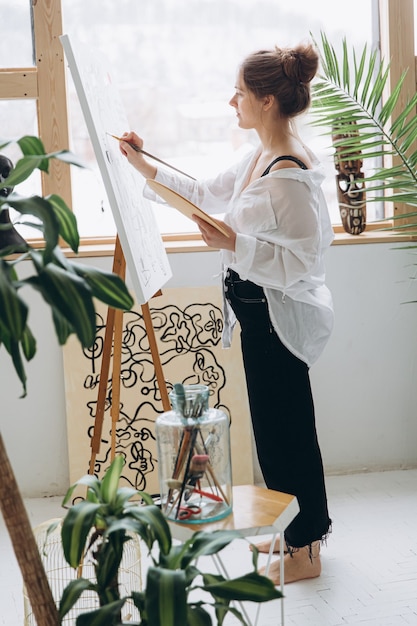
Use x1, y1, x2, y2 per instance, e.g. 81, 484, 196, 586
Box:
100, 455, 125, 504
62, 473, 102, 507
128, 504, 172, 555
71, 261, 134, 310
20, 324, 36, 360
26, 263, 97, 347
311, 31, 417, 211
105, 516, 148, 538
180, 530, 241, 568
17, 135, 47, 157
145, 566, 187, 626
6, 193, 60, 260
59, 577, 95, 620
18, 141, 48, 172
0, 259, 28, 339
0, 156, 46, 187
0, 330, 27, 397
46, 193, 80, 252
51, 306, 75, 345
47, 148, 87, 169
113, 486, 142, 510
75, 599, 126, 626
379, 71, 407, 127
95, 531, 125, 590
16, 136, 86, 170
131, 590, 146, 616
61, 501, 101, 567
186, 604, 213, 626
202, 571, 282, 602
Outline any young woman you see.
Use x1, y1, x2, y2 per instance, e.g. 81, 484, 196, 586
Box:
120, 42, 334, 584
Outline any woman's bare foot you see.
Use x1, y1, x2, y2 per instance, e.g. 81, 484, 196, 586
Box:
259, 542, 321, 585
250, 536, 287, 554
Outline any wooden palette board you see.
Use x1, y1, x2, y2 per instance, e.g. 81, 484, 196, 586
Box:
146, 179, 230, 237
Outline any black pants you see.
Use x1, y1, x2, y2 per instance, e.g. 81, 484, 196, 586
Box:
225, 269, 331, 548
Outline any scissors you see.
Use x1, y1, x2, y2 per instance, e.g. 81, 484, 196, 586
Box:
177, 504, 202, 521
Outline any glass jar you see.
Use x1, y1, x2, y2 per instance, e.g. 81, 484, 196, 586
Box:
155, 384, 233, 523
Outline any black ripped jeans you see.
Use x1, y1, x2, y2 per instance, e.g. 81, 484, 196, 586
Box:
225, 268, 331, 549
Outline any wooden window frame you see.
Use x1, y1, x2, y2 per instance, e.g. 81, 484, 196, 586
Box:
378, 0, 416, 228
0, 0, 71, 208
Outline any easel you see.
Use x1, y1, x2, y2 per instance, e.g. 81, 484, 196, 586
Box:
88, 235, 171, 474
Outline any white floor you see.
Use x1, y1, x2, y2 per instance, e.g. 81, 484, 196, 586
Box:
1, 469, 417, 626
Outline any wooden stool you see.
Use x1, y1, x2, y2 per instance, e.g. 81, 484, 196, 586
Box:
169, 484, 299, 626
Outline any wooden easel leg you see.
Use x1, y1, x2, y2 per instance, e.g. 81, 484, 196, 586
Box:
110, 307, 124, 461
111, 238, 126, 461
89, 237, 125, 474
141, 300, 170, 411
89, 236, 170, 476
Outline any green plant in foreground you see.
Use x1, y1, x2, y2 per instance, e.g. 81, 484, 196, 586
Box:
0, 135, 134, 396
311, 32, 417, 226
59, 455, 281, 625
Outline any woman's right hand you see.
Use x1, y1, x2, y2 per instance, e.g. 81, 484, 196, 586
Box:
119, 131, 157, 179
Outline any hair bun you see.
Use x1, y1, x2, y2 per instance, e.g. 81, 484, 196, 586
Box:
278, 44, 318, 84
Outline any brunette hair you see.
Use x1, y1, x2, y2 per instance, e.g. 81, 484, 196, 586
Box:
241, 43, 318, 117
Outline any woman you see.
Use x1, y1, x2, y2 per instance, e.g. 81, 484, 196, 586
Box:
120, 42, 333, 585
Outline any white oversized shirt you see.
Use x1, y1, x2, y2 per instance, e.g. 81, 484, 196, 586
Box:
145, 147, 334, 366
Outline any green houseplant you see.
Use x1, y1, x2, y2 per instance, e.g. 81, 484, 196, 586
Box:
0, 134, 134, 625
311, 32, 417, 224
0, 135, 134, 396
58, 455, 281, 626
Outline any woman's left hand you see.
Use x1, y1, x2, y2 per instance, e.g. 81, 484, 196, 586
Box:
192, 215, 236, 251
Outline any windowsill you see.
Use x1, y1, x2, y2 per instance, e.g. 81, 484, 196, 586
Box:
64, 229, 417, 257
331, 229, 417, 246
19, 228, 417, 260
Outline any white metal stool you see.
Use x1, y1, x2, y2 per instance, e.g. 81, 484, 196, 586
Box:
169, 484, 299, 626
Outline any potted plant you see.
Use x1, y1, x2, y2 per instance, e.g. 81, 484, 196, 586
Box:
311, 32, 417, 230
0, 138, 280, 625
0, 135, 134, 397
0, 134, 134, 625
58, 455, 281, 626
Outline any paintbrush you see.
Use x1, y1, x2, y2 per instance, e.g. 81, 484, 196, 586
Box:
107, 133, 196, 180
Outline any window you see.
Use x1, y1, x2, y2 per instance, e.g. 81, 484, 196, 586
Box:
0, 0, 414, 242
0, 100, 39, 198
0, 0, 34, 68
62, 0, 376, 236
0, 0, 40, 223
0, 0, 70, 240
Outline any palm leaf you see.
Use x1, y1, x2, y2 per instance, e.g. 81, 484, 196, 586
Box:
311, 32, 417, 217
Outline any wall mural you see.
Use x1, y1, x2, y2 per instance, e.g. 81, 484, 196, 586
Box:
63, 286, 254, 496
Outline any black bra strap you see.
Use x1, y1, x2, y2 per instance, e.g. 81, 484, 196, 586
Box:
261, 155, 308, 176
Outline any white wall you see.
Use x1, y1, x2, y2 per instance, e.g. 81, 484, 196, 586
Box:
2, 241, 417, 496
314, 242, 417, 474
